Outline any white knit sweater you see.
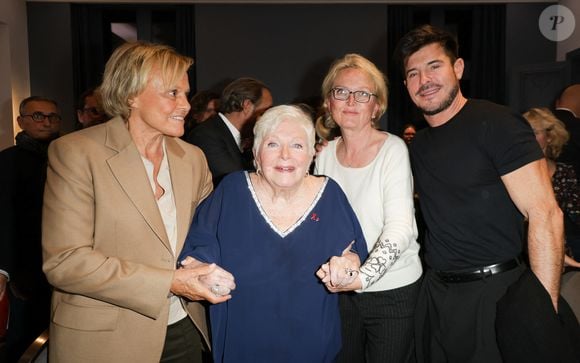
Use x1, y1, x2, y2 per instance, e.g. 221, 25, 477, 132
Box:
315, 133, 423, 292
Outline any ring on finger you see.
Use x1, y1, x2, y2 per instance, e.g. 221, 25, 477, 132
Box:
211, 284, 221, 296
345, 268, 358, 278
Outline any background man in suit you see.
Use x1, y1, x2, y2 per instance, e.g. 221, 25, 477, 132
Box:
554, 83, 580, 175
187, 77, 273, 186
0, 96, 61, 362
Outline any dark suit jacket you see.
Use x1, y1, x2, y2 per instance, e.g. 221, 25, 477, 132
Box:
555, 108, 580, 175
0, 143, 51, 300
186, 114, 253, 186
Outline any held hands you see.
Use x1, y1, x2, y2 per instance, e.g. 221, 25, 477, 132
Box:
316, 241, 363, 293
182, 257, 236, 298
171, 256, 236, 304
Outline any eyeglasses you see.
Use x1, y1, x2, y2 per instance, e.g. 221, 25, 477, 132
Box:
82, 107, 103, 116
21, 112, 62, 123
330, 87, 377, 103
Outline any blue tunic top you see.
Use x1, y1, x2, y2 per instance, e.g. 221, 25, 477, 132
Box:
179, 171, 368, 363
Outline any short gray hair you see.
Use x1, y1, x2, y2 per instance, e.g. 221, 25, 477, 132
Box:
252, 105, 316, 158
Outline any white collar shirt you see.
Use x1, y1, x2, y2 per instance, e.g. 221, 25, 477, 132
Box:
141, 140, 187, 325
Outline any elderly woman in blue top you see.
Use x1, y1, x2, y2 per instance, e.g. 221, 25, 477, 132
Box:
179, 104, 368, 363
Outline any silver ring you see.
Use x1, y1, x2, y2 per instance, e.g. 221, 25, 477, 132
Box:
211, 285, 221, 296
345, 268, 357, 278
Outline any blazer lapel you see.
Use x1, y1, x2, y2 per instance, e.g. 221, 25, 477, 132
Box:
104, 117, 171, 252
216, 116, 243, 156
166, 138, 192, 254
216, 116, 254, 170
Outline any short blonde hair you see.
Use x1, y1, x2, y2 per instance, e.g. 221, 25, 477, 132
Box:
321, 53, 388, 129
253, 105, 316, 159
99, 41, 193, 119
523, 107, 569, 159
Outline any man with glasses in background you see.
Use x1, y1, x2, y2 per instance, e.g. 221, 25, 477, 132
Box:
0, 96, 61, 362
76, 87, 107, 129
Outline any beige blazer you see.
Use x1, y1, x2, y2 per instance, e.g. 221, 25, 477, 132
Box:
42, 117, 213, 363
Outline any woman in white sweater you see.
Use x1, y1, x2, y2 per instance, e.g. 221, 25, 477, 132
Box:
315, 54, 422, 363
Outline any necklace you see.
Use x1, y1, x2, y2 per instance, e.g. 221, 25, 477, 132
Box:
339, 138, 367, 168
339, 132, 386, 168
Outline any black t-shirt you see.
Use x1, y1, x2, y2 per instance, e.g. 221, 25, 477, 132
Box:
410, 99, 543, 270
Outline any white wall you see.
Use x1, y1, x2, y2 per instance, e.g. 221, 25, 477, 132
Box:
0, 0, 30, 150
558, 0, 580, 61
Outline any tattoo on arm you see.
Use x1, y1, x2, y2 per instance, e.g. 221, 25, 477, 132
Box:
360, 239, 402, 286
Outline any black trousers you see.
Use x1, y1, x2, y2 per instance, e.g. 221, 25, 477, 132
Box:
414, 265, 525, 363
338, 278, 421, 363
496, 269, 580, 363
160, 317, 204, 363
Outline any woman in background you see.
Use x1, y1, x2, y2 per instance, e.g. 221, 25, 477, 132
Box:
524, 107, 580, 268
183, 90, 220, 137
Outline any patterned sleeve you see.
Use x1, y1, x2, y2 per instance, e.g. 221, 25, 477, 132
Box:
358, 138, 417, 290
553, 163, 580, 227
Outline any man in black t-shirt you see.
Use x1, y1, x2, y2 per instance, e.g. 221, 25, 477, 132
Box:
395, 25, 575, 362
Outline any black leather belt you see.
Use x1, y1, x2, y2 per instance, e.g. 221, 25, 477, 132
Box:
435, 257, 522, 283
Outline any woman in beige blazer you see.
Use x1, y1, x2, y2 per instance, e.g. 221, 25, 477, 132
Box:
42, 42, 235, 363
